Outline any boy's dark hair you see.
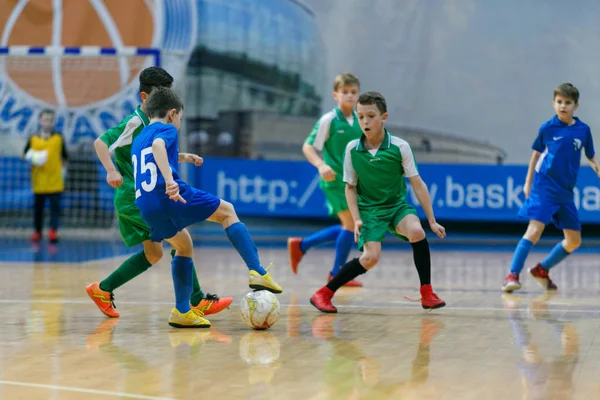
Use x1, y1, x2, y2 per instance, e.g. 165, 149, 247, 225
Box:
357, 91, 387, 114
139, 67, 174, 95
145, 87, 183, 119
554, 83, 579, 103
39, 108, 55, 119
333, 73, 360, 91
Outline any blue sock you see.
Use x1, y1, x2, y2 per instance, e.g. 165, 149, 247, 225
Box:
300, 225, 342, 253
331, 229, 355, 276
225, 222, 267, 275
540, 243, 570, 271
509, 238, 534, 274
172, 256, 193, 313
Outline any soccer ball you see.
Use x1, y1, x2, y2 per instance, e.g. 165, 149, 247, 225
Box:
240, 290, 280, 330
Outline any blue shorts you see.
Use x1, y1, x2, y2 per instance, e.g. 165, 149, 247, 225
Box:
518, 194, 580, 231
136, 180, 221, 242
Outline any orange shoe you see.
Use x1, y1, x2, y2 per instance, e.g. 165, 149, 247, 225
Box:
31, 231, 41, 242
192, 293, 232, 316
49, 229, 58, 244
86, 282, 120, 318
328, 273, 363, 287
287, 237, 304, 274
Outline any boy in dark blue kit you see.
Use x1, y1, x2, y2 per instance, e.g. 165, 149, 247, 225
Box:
131, 87, 282, 327
503, 83, 600, 292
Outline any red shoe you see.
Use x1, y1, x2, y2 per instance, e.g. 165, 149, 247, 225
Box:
31, 231, 41, 242
192, 293, 233, 316
502, 273, 521, 292
86, 282, 120, 318
49, 229, 58, 244
287, 237, 304, 274
310, 287, 337, 313
529, 264, 558, 291
420, 284, 446, 310
328, 273, 363, 287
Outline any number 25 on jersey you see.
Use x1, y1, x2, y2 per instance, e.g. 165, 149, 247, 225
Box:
132, 147, 158, 198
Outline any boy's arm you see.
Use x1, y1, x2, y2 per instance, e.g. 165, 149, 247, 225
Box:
587, 156, 600, 175
152, 138, 185, 203
178, 152, 203, 166
304, 114, 336, 181
409, 175, 445, 238
94, 138, 123, 188
524, 150, 541, 198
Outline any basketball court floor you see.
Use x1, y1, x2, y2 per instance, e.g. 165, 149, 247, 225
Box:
1, 238, 599, 399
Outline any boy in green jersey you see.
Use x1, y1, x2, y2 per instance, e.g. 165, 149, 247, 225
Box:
310, 92, 446, 312
86, 67, 232, 318
288, 73, 364, 286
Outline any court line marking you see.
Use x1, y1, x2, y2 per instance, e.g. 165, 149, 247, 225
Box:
0, 380, 175, 400
1, 298, 600, 314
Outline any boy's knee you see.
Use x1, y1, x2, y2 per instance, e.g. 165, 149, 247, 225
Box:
564, 236, 581, 251
144, 246, 163, 265
360, 250, 380, 270
406, 226, 426, 242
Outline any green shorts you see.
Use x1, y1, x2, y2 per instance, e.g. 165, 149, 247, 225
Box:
357, 202, 417, 251
115, 201, 151, 247
321, 184, 349, 217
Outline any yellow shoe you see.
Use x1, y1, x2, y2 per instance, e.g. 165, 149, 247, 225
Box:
249, 263, 282, 294
168, 308, 211, 328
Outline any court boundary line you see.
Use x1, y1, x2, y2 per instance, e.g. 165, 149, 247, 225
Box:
1, 298, 600, 314
0, 380, 175, 400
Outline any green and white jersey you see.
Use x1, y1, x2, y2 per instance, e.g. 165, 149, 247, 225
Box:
343, 130, 418, 209
305, 107, 363, 188
99, 106, 149, 206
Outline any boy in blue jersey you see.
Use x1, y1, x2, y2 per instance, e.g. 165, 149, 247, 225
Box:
502, 83, 600, 293
131, 87, 282, 328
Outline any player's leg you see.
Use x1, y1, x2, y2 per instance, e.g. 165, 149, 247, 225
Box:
31, 193, 45, 242
310, 214, 385, 313
164, 230, 210, 328
503, 195, 555, 292
287, 186, 345, 273
86, 209, 162, 318
329, 210, 361, 284
395, 213, 445, 310
206, 199, 282, 293
310, 241, 379, 313
530, 202, 580, 291
169, 229, 233, 315
48, 192, 61, 243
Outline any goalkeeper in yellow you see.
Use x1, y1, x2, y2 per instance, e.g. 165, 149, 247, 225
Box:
86, 67, 235, 319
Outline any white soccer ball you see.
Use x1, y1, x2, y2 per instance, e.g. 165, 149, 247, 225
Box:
240, 290, 280, 330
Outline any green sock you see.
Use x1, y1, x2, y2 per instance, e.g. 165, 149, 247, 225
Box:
99, 251, 152, 292
171, 249, 204, 306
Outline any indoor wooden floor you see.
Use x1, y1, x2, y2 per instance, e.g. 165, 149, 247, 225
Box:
1, 244, 600, 399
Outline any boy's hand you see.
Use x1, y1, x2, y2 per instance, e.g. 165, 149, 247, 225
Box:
318, 164, 336, 182
185, 153, 204, 166
106, 170, 123, 188
354, 220, 363, 243
165, 179, 186, 204
429, 222, 446, 239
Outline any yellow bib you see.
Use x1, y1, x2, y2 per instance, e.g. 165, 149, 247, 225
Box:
29, 133, 65, 194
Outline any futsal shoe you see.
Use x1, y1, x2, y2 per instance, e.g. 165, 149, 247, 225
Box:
86, 282, 120, 318
287, 237, 304, 274
502, 273, 522, 292
168, 308, 211, 328
48, 228, 58, 244
328, 273, 363, 287
249, 263, 283, 293
310, 287, 337, 313
31, 231, 42, 242
529, 264, 558, 291
192, 293, 233, 316
420, 284, 446, 310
